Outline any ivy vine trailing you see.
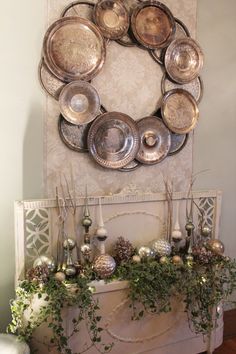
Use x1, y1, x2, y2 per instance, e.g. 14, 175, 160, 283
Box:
8, 255, 236, 353
8, 276, 113, 354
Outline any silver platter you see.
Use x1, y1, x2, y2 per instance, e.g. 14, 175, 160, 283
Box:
150, 17, 190, 65
164, 37, 204, 84
161, 74, 203, 104
58, 114, 91, 152
38, 59, 65, 100
59, 81, 101, 125
119, 159, 141, 172
136, 116, 171, 165
61, 1, 94, 20
168, 132, 188, 156
43, 16, 106, 82
87, 111, 140, 169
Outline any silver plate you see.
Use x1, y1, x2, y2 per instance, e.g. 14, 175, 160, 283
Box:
58, 114, 91, 152
168, 132, 188, 156
43, 17, 106, 82
119, 159, 141, 172
161, 74, 203, 103
61, 1, 94, 20
38, 59, 66, 100
164, 37, 204, 84
59, 81, 101, 125
150, 17, 190, 65
136, 116, 171, 164
87, 111, 140, 169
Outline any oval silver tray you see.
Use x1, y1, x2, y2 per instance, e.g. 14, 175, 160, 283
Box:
87, 111, 140, 169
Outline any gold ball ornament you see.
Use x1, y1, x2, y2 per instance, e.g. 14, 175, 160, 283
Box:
132, 255, 141, 263
159, 256, 169, 264
172, 255, 183, 265
201, 226, 211, 237
54, 271, 66, 282
207, 239, 225, 255
94, 254, 116, 279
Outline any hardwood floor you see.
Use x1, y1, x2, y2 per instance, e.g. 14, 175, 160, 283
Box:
204, 309, 236, 354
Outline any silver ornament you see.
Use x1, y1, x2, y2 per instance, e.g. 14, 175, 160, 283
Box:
138, 246, 152, 259
65, 265, 77, 277
80, 243, 92, 262
94, 254, 116, 279
152, 239, 172, 257
207, 239, 225, 255
33, 255, 56, 272
63, 238, 76, 250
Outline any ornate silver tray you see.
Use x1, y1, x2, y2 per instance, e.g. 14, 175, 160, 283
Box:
119, 159, 141, 172
87, 111, 140, 169
38, 59, 66, 100
61, 1, 94, 20
161, 88, 199, 134
94, 0, 129, 40
136, 116, 171, 164
59, 81, 101, 125
131, 1, 176, 49
168, 132, 188, 156
58, 114, 91, 152
164, 38, 204, 84
161, 74, 203, 103
150, 17, 190, 65
43, 17, 106, 82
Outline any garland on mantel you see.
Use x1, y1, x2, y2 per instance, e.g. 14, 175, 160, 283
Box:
8, 254, 236, 354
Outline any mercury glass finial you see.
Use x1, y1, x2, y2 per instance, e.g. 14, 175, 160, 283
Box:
82, 185, 92, 233
96, 197, 107, 242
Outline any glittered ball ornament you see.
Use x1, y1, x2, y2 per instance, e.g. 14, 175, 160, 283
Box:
33, 255, 56, 272
94, 255, 116, 279
152, 239, 171, 257
207, 239, 225, 255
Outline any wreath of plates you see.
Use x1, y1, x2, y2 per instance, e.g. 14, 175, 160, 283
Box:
39, 0, 204, 171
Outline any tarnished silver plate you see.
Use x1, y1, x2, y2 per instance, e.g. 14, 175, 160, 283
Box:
119, 159, 141, 172
150, 17, 190, 65
136, 116, 171, 164
117, 0, 141, 47
59, 81, 101, 125
58, 114, 91, 152
131, 1, 176, 49
168, 132, 188, 156
161, 74, 203, 103
38, 59, 66, 100
94, 0, 129, 40
43, 17, 106, 82
161, 89, 199, 134
87, 112, 140, 169
61, 1, 94, 20
164, 37, 204, 84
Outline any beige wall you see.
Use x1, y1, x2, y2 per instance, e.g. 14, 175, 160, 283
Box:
0, 0, 235, 331
194, 0, 236, 259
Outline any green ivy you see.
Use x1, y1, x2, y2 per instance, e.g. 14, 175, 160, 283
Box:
8, 256, 236, 353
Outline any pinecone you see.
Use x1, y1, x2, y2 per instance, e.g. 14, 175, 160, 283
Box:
113, 236, 135, 264
26, 264, 50, 283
